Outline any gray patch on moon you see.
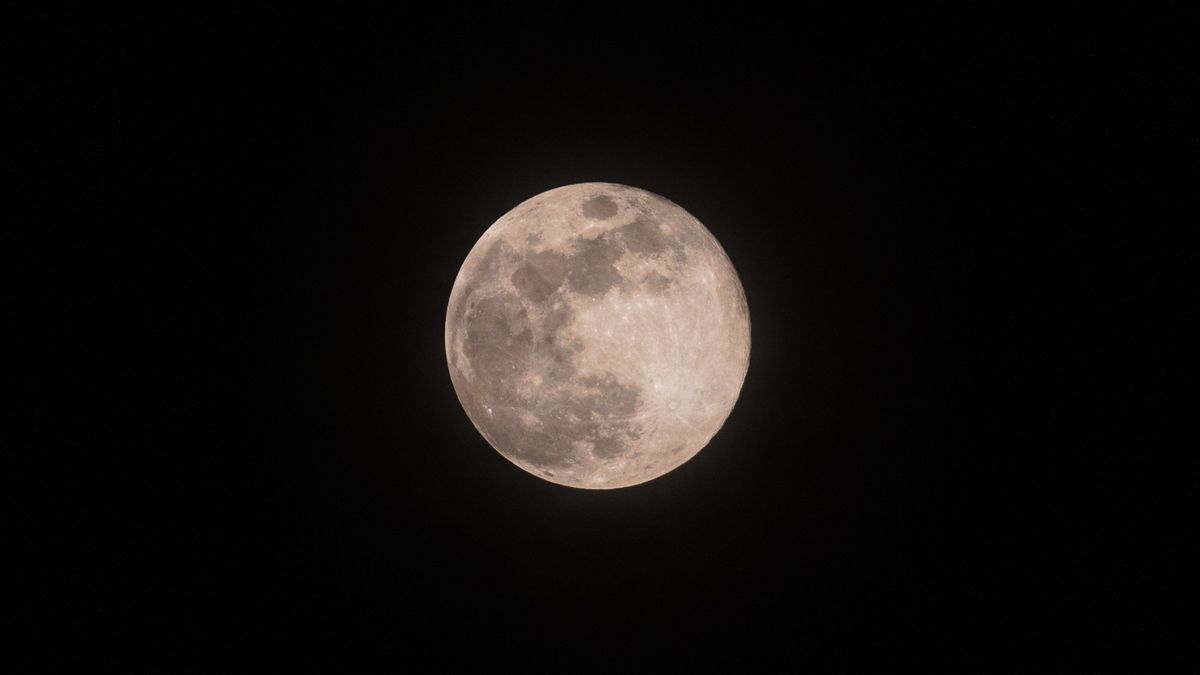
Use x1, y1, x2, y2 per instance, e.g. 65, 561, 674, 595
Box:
643, 271, 672, 292
446, 183, 751, 489
510, 249, 567, 302
581, 194, 618, 220
615, 216, 680, 257
564, 233, 625, 297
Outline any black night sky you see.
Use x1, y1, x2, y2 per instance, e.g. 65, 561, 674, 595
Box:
47, 7, 1189, 669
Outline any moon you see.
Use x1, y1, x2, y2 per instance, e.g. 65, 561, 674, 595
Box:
445, 183, 750, 489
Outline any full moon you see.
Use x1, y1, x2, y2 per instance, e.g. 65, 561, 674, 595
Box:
445, 183, 750, 489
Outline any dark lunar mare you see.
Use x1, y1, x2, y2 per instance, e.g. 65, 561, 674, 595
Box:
452, 237, 647, 473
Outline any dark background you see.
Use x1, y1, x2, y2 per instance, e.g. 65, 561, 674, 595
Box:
41, 7, 1190, 669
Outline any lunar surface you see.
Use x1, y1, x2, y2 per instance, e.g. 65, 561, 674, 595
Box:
445, 183, 750, 489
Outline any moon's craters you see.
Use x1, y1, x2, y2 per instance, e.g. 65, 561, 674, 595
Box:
446, 183, 750, 489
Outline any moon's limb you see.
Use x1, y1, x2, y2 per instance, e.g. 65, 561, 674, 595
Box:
445, 183, 750, 489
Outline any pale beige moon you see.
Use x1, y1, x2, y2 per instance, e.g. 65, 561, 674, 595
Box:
445, 183, 750, 489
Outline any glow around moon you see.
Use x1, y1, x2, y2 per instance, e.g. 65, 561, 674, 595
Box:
445, 183, 750, 489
